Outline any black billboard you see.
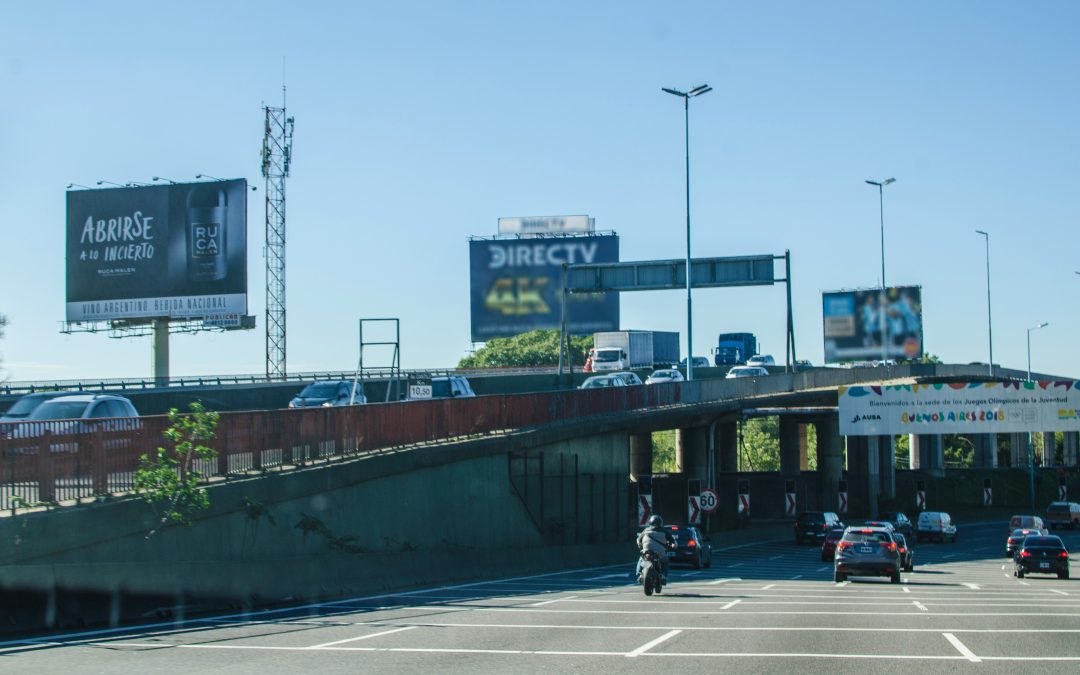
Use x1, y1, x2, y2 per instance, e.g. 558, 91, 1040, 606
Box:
66, 180, 248, 322
822, 285, 923, 363
469, 234, 619, 341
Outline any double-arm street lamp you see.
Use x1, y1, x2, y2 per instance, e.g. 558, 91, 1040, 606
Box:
1026, 321, 1049, 510
663, 84, 712, 381
975, 230, 993, 376
866, 178, 896, 363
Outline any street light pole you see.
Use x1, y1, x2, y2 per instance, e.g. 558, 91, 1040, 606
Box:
1026, 321, 1049, 511
865, 178, 895, 364
975, 230, 993, 376
663, 84, 711, 381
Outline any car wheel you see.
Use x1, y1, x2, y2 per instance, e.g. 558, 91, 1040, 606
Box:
704, 554, 712, 569
1059, 571, 1069, 580
891, 572, 901, 584
834, 571, 846, 583
693, 554, 702, 570
905, 564, 913, 573
821, 553, 829, 562
1016, 569, 1025, 579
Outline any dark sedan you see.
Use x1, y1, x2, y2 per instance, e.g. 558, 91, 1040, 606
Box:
878, 511, 915, 539
665, 525, 712, 569
1005, 528, 1045, 558
821, 528, 845, 562
834, 527, 902, 583
894, 533, 914, 572
1014, 535, 1069, 579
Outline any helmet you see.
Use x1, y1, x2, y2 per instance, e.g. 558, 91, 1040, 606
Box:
648, 515, 663, 528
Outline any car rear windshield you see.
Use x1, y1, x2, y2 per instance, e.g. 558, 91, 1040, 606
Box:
797, 513, 825, 524
1024, 537, 1064, 549
842, 531, 891, 544
1047, 504, 1069, 513
665, 528, 696, 543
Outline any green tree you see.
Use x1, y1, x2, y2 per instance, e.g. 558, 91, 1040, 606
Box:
458, 329, 592, 368
134, 402, 220, 536
740, 417, 780, 471
651, 430, 676, 473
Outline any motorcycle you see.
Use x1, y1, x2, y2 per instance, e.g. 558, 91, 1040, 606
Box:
638, 549, 665, 596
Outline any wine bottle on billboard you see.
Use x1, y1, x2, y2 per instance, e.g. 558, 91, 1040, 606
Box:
186, 184, 228, 282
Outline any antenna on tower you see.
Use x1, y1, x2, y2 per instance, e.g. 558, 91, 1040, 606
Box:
261, 80, 294, 379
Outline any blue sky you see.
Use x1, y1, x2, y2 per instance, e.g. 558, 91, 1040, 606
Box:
1, 2, 1077, 382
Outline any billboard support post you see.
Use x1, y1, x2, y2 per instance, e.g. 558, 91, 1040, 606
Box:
152, 319, 169, 385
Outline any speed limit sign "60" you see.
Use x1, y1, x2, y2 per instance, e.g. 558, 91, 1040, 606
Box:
699, 488, 720, 514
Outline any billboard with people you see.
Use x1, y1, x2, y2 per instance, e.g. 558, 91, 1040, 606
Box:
65, 180, 248, 323
822, 286, 923, 363
469, 233, 619, 341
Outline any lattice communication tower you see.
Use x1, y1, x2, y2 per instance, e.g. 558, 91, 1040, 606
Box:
261, 99, 294, 378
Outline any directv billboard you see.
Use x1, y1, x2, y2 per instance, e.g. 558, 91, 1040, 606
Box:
469, 234, 619, 341
822, 286, 923, 363
66, 180, 248, 322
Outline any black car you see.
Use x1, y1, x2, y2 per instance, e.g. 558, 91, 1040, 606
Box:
665, 525, 712, 569
1014, 535, 1070, 579
834, 527, 902, 583
894, 533, 914, 572
795, 511, 845, 545
878, 512, 915, 539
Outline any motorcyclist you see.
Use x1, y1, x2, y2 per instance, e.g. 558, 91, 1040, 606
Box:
636, 515, 675, 582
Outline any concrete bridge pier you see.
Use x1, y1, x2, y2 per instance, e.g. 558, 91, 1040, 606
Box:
973, 433, 998, 468
909, 434, 944, 475
1008, 432, 1028, 468
1043, 432, 1057, 466
1065, 432, 1080, 466
877, 436, 896, 503
779, 417, 808, 477
715, 421, 739, 473
845, 436, 879, 518
814, 416, 842, 514
676, 427, 709, 485
629, 433, 653, 480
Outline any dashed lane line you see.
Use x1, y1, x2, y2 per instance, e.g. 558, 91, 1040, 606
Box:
761, 584, 776, 590
942, 632, 981, 663
903, 587, 911, 593
790, 575, 803, 580
529, 595, 578, 607
913, 601, 928, 612
1050, 590, 1069, 596
962, 583, 980, 590
626, 630, 681, 658
307, 626, 417, 649
708, 578, 742, 585
721, 600, 742, 610
768, 555, 785, 561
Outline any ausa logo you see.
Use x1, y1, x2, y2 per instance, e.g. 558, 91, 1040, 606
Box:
850, 413, 882, 424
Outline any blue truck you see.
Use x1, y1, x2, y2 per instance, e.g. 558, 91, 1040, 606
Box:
713, 333, 757, 366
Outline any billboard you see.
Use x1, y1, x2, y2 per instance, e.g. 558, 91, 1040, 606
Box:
497, 215, 593, 235
822, 285, 923, 363
469, 234, 619, 341
840, 381, 1080, 436
66, 180, 248, 322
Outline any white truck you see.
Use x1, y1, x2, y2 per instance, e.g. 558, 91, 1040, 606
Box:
589, 330, 680, 372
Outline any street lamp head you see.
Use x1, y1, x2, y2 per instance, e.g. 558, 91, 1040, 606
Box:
1038, 322, 1049, 329
882, 177, 896, 186
975, 229, 988, 236
662, 87, 687, 97
688, 84, 712, 96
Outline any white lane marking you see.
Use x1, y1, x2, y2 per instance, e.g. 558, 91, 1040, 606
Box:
817, 566, 831, 572
913, 601, 928, 612
708, 578, 741, 585
530, 595, 577, 607
585, 573, 631, 581
973, 547, 988, 552
790, 575, 803, 580
769, 555, 785, 561
721, 600, 741, 610
727, 563, 744, 568
836, 581, 849, 587
943, 554, 956, 559
943, 632, 981, 663
684, 572, 703, 577
761, 584, 776, 590
903, 587, 911, 594
626, 629, 681, 658
1017, 580, 1030, 586
353, 621, 1080, 634
962, 583, 980, 590
307, 625, 417, 649
1049, 590, 1069, 596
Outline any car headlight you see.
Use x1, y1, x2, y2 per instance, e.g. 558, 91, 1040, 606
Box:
321, 401, 333, 407
288, 400, 298, 408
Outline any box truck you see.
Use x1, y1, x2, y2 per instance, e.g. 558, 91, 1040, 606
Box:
590, 331, 680, 372
713, 332, 757, 366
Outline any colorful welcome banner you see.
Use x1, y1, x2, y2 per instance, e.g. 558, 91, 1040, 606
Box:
839, 381, 1080, 436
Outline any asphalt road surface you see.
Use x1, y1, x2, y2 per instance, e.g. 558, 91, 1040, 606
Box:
3, 520, 1079, 674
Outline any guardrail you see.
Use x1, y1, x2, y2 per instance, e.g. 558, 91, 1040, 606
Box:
0, 383, 691, 512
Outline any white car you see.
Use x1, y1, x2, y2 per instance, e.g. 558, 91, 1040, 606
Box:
725, 366, 769, 379
610, 371, 643, 386
746, 354, 775, 367
645, 369, 684, 385
580, 374, 633, 389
